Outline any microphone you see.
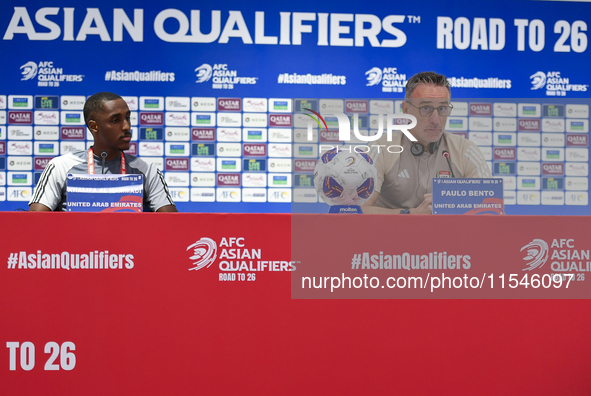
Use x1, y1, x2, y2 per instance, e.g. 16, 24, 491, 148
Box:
101, 150, 108, 174
442, 150, 455, 178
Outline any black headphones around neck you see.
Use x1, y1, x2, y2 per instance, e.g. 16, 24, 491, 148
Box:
410, 136, 442, 156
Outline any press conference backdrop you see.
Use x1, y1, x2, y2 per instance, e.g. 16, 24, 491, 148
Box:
0, 0, 589, 214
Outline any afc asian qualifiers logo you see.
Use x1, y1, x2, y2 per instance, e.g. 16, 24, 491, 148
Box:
530, 72, 546, 90
195, 64, 212, 83
520, 239, 548, 271
187, 237, 217, 271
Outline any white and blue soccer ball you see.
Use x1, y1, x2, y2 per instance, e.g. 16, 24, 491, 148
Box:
313, 148, 377, 206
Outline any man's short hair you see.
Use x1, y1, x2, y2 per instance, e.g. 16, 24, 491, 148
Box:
405, 72, 451, 99
83, 92, 123, 127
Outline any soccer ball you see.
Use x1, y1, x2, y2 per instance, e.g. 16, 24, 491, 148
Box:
314, 148, 377, 206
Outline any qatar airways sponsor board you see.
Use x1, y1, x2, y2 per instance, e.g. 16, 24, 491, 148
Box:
165, 112, 190, 126
217, 98, 241, 112
493, 103, 517, 117
60, 141, 84, 154
124, 143, 137, 155
493, 148, 516, 160
542, 119, 565, 133
33, 111, 59, 125
8, 111, 33, 125
268, 144, 292, 157
518, 119, 540, 132
345, 100, 368, 114
268, 128, 292, 143
469, 103, 492, 116
217, 128, 242, 142
566, 120, 589, 133
139, 112, 164, 126
191, 97, 216, 112
242, 188, 267, 202
493, 118, 517, 132
518, 148, 541, 161
165, 97, 190, 111
217, 173, 241, 187
243, 144, 267, 157
139, 142, 164, 156
518, 104, 541, 118
319, 130, 340, 142
192, 113, 215, 127
243, 98, 268, 113
0, 142, 6, 155
60, 127, 85, 140
34, 142, 58, 156
7, 142, 32, 155
9, 126, 33, 140
165, 172, 190, 187
242, 113, 267, 127
139, 97, 164, 111
191, 173, 215, 187
243, 128, 267, 142
242, 173, 266, 187
369, 100, 394, 115
542, 163, 564, 176
192, 128, 215, 141
165, 158, 190, 171
33, 157, 53, 171
191, 158, 216, 172
566, 134, 588, 147
269, 114, 292, 127
294, 159, 317, 173
165, 127, 190, 141
566, 104, 589, 118
34, 126, 58, 140
217, 113, 241, 127
566, 148, 589, 162
518, 133, 541, 147
542, 134, 565, 147
468, 132, 492, 146
294, 128, 317, 143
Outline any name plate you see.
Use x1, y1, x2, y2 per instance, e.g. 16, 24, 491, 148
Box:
432, 178, 504, 215
66, 174, 144, 212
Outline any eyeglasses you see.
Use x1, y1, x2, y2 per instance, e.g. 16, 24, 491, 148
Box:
406, 101, 454, 117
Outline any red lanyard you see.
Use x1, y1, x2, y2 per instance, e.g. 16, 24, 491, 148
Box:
87, 148, 127, 175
